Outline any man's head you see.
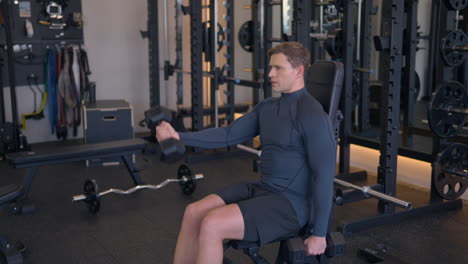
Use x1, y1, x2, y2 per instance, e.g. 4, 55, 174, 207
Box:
267, 42, 310, 93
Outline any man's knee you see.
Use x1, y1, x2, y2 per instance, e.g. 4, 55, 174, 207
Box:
183, 195, 224, 223
199, 211, 222, 238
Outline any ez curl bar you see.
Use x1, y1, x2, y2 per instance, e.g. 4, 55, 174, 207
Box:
73, 164, 204, 214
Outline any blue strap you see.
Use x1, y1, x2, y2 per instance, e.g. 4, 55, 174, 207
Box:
46, 49, 58, 134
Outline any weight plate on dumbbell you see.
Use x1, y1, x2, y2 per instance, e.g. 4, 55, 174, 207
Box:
432, 143, 468, 200
446, 0, 468, 10
238, 20, 253, 52
177, 164, 196, 195
441, 30, 468, 67
428, 81, 467, 138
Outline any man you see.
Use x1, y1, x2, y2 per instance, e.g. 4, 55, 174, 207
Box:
156, 42, 336, 264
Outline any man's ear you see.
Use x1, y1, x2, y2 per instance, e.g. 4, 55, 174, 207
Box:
297, 65, 305, 78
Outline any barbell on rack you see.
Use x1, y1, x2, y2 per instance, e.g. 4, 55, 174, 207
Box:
167, 66, 262, 89
72, 164, 204, 214
428, 81, 467, 138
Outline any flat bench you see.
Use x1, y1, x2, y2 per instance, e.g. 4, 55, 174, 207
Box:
1, 138, 146, 214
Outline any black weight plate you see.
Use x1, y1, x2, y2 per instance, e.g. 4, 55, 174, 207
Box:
441, 30, 468, 67
202, 21, 225, 54
446, 0, 468, 10
428, 81, 467, 138
84, 179, 98, 195
325, 29, 344, 59
177, 164, 196, 195
432, 143, 468, 200
238, 20, 253, 52
401, 67, 421, 106
88, 197, 101, 214
335, 0, 344, 13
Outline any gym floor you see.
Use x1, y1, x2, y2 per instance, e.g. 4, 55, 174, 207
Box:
0, 139, 467, 264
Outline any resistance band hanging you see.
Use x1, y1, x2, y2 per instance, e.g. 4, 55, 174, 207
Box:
56, 45, 81, 140
46, 48, 58, 134
69, 45, 81, 137
21, 74, 48, 130
77, 45, 93, 103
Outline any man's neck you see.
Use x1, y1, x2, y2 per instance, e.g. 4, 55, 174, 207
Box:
284, 79, 304, 93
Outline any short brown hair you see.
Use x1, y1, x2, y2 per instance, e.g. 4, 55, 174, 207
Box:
267, 42, 310, 69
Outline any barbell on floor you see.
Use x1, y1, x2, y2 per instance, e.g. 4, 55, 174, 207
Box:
72, 164, 204, 214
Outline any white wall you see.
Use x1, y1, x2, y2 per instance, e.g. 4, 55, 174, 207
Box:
3, 0, 257, 143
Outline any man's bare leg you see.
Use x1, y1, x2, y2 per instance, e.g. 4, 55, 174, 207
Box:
173, 194, 225, 264
196, 204, 245, 264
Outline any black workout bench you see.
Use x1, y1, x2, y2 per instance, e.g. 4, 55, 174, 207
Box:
1, 138, 146, 214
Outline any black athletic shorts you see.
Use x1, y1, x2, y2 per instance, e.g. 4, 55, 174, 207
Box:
215, 181, 302, 245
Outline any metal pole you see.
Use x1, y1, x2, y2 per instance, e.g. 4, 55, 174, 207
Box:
214, 0, 219, 127
2, 0, 19, 125
0, 51, 5, 123
175, 0, 184, 106
163, 0, 169, 107
334, 179, 412, 209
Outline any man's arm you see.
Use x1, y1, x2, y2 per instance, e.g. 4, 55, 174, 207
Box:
178, 109, 259, 148
157, 101, 268, 149
300, 108, 336, 239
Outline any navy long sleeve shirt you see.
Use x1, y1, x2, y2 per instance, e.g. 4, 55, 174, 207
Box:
179, 88, 336, 237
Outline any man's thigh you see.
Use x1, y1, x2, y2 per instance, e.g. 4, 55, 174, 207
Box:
203, 203, 245, 240
237, 193, 301, 245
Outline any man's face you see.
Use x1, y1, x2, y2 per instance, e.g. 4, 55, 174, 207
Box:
268, 53, 303, 93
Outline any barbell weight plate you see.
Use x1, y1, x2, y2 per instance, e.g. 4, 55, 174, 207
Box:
325, 29, 344, 59
177, 164, 196, 195
83, 179, 101, 214
446, 0, 468, 10
432, 143, 468, 200
428, 81, 467, 138
202, 21, 225, 54
84, 179, 98, 196
238, 20, 254, 52
441, 30, 468, 67
88, 197, 101, 214
400, 67, 421, 107
334, 0, 344, 13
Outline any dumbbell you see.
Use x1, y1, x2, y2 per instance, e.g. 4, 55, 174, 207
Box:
282, 232, 346, 263
144, 106, 185, 163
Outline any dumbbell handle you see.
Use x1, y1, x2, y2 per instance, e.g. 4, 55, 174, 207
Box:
237, 144, 261, 157
72, 174, 204, 202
